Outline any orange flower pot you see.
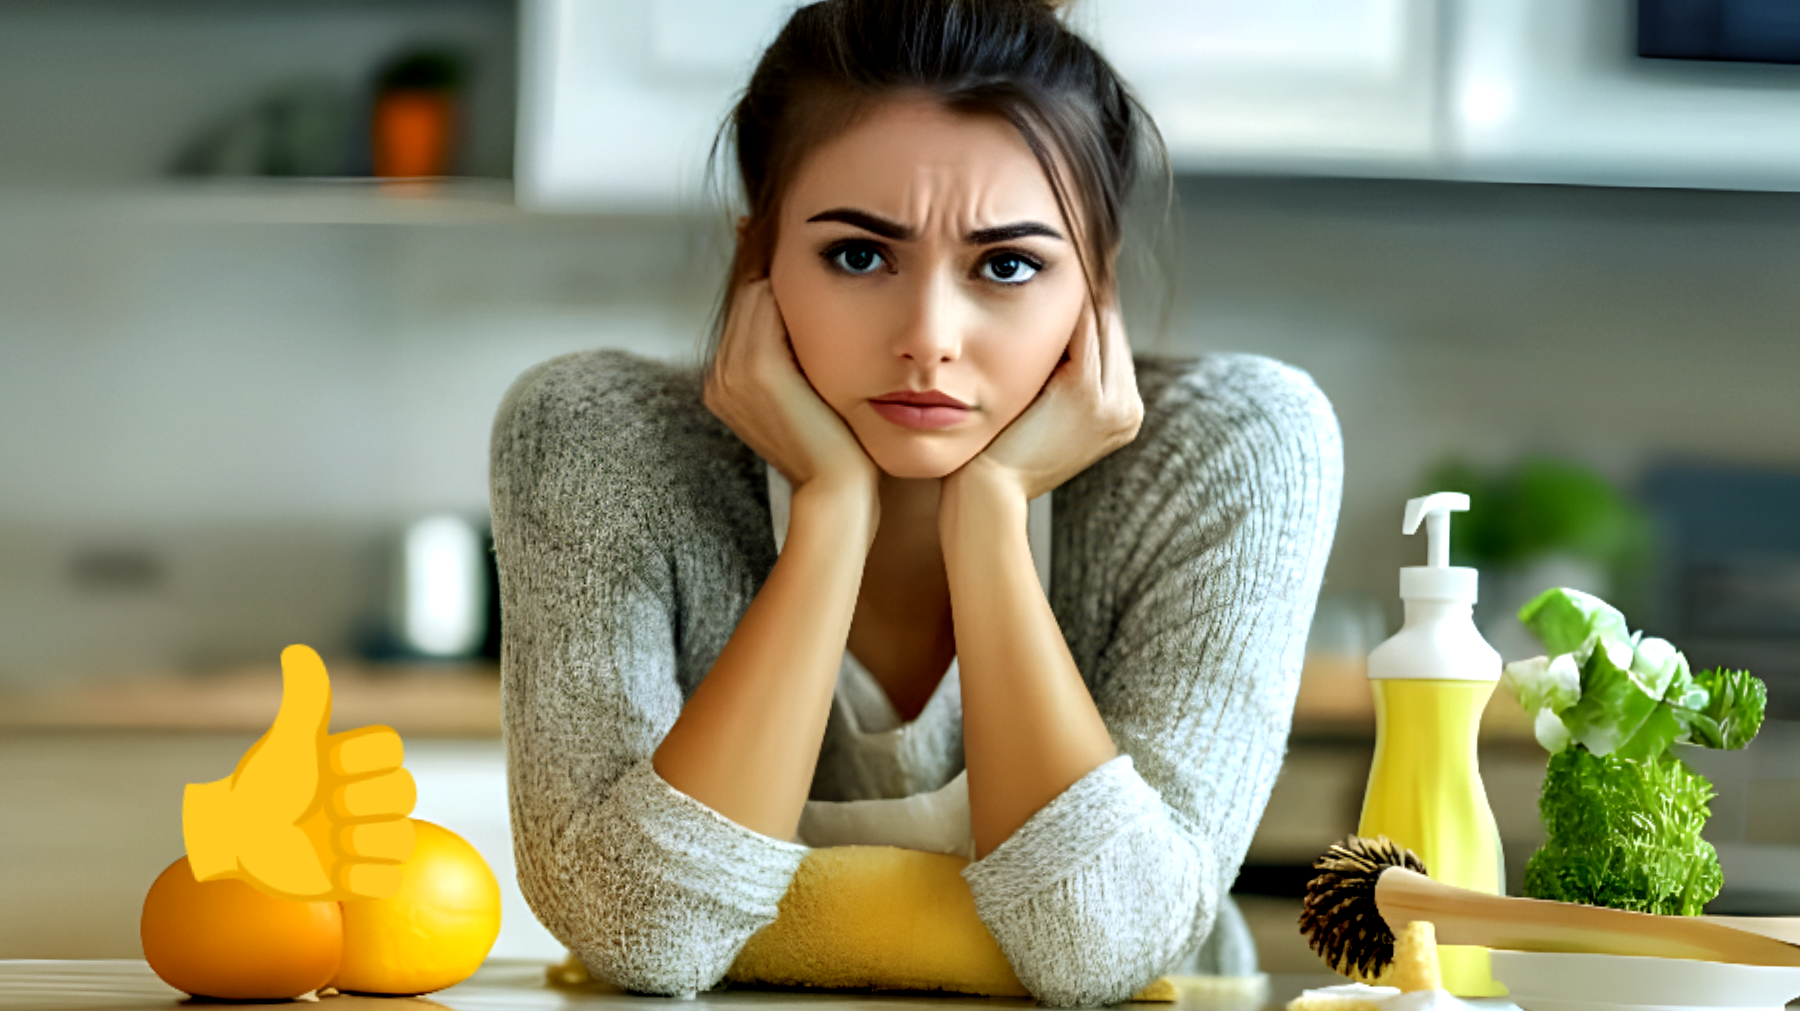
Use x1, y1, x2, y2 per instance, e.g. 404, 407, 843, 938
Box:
373, 90, 455, 178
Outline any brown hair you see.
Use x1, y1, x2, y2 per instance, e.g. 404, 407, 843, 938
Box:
705, 0, 1173, 360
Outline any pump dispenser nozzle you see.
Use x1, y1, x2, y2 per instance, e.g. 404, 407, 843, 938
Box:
1399, 492, 1478, 603
1405, 492, 1468, 567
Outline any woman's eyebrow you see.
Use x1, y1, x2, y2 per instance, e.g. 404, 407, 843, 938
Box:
966, 221, 1063, 244
805, 208, 913, 240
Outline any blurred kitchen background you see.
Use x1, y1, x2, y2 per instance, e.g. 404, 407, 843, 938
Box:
5, 0, 1800, 986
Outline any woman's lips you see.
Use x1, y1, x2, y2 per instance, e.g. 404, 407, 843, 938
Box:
869, 390, 970, 430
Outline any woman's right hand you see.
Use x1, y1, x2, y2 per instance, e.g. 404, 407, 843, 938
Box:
704, 278, 881, 506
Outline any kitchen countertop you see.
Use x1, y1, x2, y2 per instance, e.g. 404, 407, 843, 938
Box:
0, 661, 501, 737
0, 653, 1536, 742
0, 960, 1362, 1011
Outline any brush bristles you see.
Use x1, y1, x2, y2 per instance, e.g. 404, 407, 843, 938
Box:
1297, 835, 1428, 981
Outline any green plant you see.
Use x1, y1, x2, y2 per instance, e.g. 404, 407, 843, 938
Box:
1503, 588, 1766, 914
1423, 458, 1653, 608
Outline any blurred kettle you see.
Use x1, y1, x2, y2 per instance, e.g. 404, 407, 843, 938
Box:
364, 514, 499, 661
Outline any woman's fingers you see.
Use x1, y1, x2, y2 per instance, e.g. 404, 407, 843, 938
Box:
708, 278, 775, 418
1042, 297, 1103, 433
1069, 297, 1128, 407
1076, 298, 1140, 449
1091, 300, 1120, 378
1063, 297, 1100, 386
1103, 306, 1137, 397
1106, 305, 1143, 440
1085, 299, 1107, 381
727, 281, 788, 385
716, 284, 754, 373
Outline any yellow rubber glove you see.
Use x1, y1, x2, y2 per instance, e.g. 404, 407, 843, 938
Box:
182, 644, 417, 902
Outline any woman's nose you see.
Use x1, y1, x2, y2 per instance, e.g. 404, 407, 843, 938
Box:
892, 271, 965, 365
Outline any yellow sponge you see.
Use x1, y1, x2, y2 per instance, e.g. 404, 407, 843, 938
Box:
1388, 921, 1441, 993
728, 845, 1027, 996
724, 845, 1180, 1000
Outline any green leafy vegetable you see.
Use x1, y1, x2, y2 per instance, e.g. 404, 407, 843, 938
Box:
1519, 587, 1630, 659
1559, 634, 1665, 758
1504, 588, 1769, 915
1523, 746, 1722, 915
1503, 588, 1767, 760
1610, 704, 1683, 763
1679, 668, 1767, 751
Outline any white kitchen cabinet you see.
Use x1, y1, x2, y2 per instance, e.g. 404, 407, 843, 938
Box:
516, 0, 1444, 212
1445, 0, 1800, 192
519, 0, 1800, 208
1099, 0, 1800, 190
1086, 0, 1442, 176
517, 0, 796, 212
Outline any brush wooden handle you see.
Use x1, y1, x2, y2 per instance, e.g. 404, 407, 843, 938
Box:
1375, 867, 1800, 967
1703, 915, 1800, 946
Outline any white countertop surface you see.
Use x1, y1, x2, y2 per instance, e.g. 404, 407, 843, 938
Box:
0, 960, 1188, 1011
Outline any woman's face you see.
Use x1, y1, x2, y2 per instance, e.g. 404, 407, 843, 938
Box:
766, 96, 1093, 480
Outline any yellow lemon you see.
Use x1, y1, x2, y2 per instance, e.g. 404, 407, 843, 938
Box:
330, 819, 501, 996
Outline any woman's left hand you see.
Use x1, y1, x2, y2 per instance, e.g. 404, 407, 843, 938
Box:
952, 298, 1143, 503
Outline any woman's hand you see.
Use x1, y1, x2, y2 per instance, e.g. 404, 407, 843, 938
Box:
705, 279, 881, 503
951, 298, 1143, 504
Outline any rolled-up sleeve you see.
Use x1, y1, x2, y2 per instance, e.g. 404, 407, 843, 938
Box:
490, 352, 806, 997
961, 355, 1343, 1006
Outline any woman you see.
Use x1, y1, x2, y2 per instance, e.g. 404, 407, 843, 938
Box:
490, 0, 1342, 1005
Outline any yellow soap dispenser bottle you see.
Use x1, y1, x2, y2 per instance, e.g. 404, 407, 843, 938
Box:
1358, 492, 1506, 997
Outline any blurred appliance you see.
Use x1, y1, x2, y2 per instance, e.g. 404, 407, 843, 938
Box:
402, 515, 487, 657
364, 514, 498, 662
1640, 0, 1800, 65
1643, 463, 1800, 719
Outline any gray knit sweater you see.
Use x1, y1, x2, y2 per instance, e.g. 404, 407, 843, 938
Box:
490, 349, 1342, 1006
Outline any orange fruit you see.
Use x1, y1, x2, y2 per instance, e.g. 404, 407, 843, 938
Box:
330, 819, 501, 996
140, 856, 342, 1000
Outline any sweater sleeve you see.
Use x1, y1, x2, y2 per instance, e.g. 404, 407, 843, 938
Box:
489, 352, 806, 997
960, 355, 1343, 1006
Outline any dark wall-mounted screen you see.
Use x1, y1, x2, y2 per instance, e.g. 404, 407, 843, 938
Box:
1639, 0, 1800, 65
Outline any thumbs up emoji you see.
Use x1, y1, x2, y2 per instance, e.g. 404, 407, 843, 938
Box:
181, 645, 417, 902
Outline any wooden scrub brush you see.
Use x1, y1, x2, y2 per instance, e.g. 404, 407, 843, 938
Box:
1298, 834, 1800, 977
1299, 835, 1427, 981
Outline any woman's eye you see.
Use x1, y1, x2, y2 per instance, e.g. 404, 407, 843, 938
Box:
980, 252, 1040, 285
826, 243, 886, 275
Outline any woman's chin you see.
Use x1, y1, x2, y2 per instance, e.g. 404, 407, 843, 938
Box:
860, 437, 982, 481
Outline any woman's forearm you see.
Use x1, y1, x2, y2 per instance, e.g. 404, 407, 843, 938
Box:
941, 468, 1118, 859
653, 480, 877, 840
